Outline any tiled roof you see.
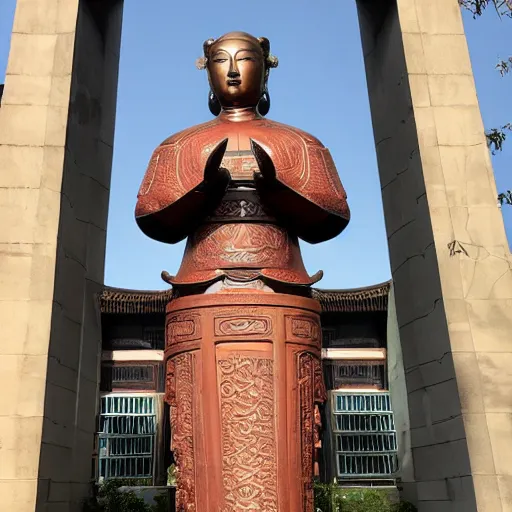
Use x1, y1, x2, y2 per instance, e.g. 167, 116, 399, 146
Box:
312, 281, 390, 313
99, 281, 391, 315
99, 287, 174, 314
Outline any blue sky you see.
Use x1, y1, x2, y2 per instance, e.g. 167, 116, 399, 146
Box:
0, 1, 510, 291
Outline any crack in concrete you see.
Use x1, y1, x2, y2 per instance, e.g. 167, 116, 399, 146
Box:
487, 265, 512, 299
405, 351, 452, 374
63, 250, 87, 272
376, 136, 393, 147
392, 241, 435, 275
399, 297, 442, 330
382, 166, 409, 191
388, 218, 416, 240
416, 191, 426, 203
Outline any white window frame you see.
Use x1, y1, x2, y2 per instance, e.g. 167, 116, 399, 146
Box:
96, 393, 158, 484
331, 390, 398, 479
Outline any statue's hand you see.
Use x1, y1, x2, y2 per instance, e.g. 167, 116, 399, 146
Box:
203, 138, 230, 191
250, 139, 277, 183
251, 139, 284, 196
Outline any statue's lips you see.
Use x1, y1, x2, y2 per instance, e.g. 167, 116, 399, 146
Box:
227, 79, 241, 86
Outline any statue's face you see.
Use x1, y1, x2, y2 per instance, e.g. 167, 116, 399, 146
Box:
208, 36, 265, 109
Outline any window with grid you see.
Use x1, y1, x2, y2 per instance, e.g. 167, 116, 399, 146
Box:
332, 391, 398, 479
97, 395, 157, 482
100, 363, 163, 392
324, 359, 386, 389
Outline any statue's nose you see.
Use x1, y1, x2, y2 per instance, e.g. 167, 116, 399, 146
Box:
228, 65, 240, 78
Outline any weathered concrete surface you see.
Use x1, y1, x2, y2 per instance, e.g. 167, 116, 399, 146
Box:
387, 284, 415, 501
0, 0, 123, 510
357, 0, 512, 510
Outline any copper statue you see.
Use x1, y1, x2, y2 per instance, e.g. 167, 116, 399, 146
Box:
135, 31, 349, 511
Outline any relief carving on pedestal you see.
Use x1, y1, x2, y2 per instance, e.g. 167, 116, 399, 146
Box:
313, 357, 327, 404
214, 316, 272, 336
166, 313, 201, 346
313, 357, 327, 478
292, 317, 320, 342
218, 355, 278, 511
166, 354, 196, 511
164, 359, 176, 406
298, 352, 315, 512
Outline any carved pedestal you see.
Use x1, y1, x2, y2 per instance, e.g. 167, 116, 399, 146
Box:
164, 291, 325, 512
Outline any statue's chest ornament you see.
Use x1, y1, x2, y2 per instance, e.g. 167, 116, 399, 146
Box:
220, 149, 260, 182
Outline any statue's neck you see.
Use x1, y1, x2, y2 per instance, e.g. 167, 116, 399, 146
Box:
219, 106, 260, 123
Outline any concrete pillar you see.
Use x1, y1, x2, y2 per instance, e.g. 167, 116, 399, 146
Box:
387, 284, 415, 501
357, 0, 512, 510
0, 0, 123, 510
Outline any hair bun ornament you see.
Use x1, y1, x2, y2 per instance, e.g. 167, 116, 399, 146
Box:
267, 54, 279, 69
195, 57, 207, 70
197, 38, 215, 70
257, 37, 278, 69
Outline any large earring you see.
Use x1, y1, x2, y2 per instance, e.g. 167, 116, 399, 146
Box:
208, 90, 221, 116
258, 87, 271, 116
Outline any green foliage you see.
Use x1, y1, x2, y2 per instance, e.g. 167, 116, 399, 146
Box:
152, 493, 171, 512
82, 480, 171, 512
486, 123, 512, 154
498, 190, 512, 205
167, 464, 177, 486
314, 483, 417, 512
314, 481, 335, 512
393, 501, 418, 512
337, 488, 394, 512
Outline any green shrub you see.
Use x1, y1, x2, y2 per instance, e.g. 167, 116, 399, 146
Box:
152, 493, 171, 512
314, 482, 417, 512
339, 488, 394, 512
393, 501, 417, 512
82, 479, 171, 512
167, 464, 177, 486
314, 482, 335, 512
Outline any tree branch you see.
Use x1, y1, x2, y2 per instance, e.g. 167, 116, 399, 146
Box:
458, 2, 511, 204
496, 56, 512, 76
459, 0, 512, 17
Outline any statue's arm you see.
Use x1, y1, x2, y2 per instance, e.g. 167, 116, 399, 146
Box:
135, 139, 229, 244
251, 140, 350, 244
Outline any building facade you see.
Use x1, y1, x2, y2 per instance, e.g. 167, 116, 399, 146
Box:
96, 281, 401, 488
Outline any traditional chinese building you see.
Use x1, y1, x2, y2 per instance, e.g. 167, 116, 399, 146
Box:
96, 280, 406, 489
